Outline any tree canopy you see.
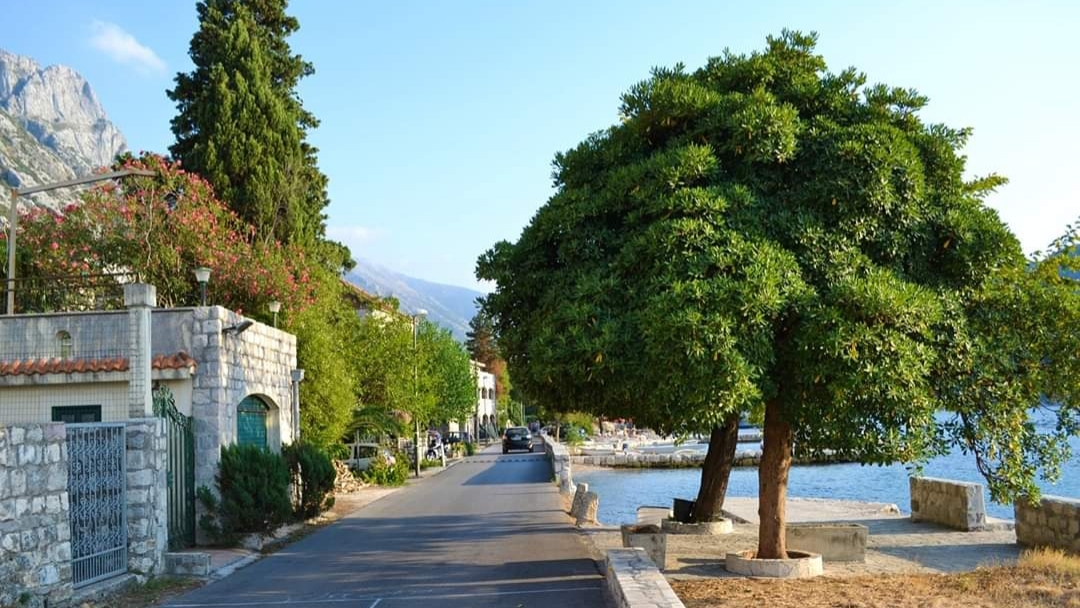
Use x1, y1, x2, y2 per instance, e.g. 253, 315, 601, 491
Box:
478, 30, 1080, 558
168, 0, 331, 253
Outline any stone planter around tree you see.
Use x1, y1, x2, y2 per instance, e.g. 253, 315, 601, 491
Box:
725, 550, 823, 578
661, 517, 733, 535
620, 524, 667, 570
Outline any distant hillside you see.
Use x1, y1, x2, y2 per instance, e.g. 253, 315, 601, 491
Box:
345, 260, 483, 340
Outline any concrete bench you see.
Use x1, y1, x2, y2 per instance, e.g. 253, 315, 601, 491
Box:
785, 522, 868, 562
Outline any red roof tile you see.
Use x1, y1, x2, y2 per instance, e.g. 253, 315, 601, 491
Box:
152, 352, 198, 371
0, 351, 197, 376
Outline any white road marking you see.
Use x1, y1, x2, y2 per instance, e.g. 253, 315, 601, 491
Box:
369, 599, 382, 608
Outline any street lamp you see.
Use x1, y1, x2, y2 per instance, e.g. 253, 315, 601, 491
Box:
412, 308, 428, 478
5, 168, 156, 315
194, 267, 211, 306
268, 300, 281, 328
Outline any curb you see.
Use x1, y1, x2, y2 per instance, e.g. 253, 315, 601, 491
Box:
604, 548, 685, 608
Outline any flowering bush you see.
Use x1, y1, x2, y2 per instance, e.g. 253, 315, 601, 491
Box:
9, 153, 319, 315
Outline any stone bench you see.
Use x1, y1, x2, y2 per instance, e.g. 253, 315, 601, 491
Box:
1015, 495, 1080, 553
910, 476, 988, 531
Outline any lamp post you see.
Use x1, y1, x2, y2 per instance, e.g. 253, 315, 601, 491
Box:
194, 267, 211, 306
5, 168, 156, 315
268, 300, 281, 328
412, 308, 428, 478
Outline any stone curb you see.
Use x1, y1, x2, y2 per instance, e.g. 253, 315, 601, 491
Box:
604, 548, 685, 608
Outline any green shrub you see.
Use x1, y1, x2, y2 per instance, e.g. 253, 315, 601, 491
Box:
198, 444, 292, 544
420, 457, 442, 470
361, 453, 409, 486
284, 442, 336, 518
463, 441, 476, 456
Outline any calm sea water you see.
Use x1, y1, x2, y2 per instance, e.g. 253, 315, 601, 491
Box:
576, 431, 1080, 525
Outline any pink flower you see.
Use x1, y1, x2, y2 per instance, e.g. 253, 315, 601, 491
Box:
50, 242, 59, 250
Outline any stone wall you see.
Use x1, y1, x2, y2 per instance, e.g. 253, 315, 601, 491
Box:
909, 476, 988, 531
546, 438, 574, 493
125, 418, 168, 576
604, 548, 686, 608
571, 448, 846, 469
0, 423, 73, 608
154, 307, 298, 500
1015, 495, 1080, 553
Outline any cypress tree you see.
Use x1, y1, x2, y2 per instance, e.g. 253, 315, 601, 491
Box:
168, 0, 328, 248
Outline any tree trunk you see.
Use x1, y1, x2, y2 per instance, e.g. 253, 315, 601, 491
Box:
757, 399, 793, 559
690, 412, 740, 523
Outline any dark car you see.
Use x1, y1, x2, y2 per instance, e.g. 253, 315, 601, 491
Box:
502, 426, 534, 454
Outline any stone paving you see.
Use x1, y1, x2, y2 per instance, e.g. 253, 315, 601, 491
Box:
581, 496, 1022, 581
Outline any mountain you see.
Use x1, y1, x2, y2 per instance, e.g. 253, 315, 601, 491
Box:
345, 260, 483, 341
0, 48, 126, 211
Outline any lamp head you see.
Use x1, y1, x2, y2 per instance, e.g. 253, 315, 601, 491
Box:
222, 319, 254, 335
194, 266, 211, 284
268, 300, 282, 314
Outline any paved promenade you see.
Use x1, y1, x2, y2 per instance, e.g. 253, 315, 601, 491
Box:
163, 446, 606, 608
583, 496, 1021, 578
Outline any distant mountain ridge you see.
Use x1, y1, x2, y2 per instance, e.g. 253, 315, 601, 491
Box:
345, 260, 483, 341
0, 48, 126, 212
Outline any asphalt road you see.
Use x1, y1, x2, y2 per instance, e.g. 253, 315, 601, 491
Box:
164, 445, 606, 608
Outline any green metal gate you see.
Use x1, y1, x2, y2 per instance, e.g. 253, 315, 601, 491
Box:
153, 385, 195, 550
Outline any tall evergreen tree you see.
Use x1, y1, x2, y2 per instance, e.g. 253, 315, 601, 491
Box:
465, 309, 499, 366
168, 0, 328, 249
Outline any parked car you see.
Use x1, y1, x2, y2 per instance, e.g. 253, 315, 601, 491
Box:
346, 442, 395, 472
502, 426, 534, 454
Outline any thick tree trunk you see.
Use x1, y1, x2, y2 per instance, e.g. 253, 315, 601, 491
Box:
690, 412, 740, 523
757, 399, 793, 559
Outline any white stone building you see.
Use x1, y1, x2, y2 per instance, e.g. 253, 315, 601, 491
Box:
0, 283, 304, 604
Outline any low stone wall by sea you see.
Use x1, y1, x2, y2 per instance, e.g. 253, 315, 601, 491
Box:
545, 438, 574, 493
572, 449, 846, 469
1015, 496, 1080, 553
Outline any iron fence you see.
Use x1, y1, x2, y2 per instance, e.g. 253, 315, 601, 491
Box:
1, 272, 134, 315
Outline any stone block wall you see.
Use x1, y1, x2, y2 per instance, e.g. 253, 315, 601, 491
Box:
909, 476, 988, 531
0, 423, 73, 608
153, 307, 297, 499
1015, 495, 1080, 553
604, 548, 685, 608
125, 418, 168, 576
545, 438, 574, 493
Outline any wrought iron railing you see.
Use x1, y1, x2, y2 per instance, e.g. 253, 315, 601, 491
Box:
1, 272, 134, 315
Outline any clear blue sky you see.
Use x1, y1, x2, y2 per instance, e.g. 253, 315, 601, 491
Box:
4, 1, 1078, 290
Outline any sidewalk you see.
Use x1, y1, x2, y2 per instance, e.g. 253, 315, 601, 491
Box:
582, 496, 1022, 579
179, 458, 463, 578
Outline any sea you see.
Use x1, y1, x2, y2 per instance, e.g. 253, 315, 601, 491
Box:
575, 415, 1080, 525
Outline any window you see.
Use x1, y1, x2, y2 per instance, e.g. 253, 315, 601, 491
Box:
51, 405, 101, 423
237, 396, 269, 448
56, 331, 73, 359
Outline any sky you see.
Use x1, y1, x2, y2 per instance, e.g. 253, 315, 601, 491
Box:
3, 0, 1078, 291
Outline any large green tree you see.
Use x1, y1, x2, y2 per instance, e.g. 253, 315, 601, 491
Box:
169, 0, 328, 250
478, 31, 1080, 559
350, 314, 478, 439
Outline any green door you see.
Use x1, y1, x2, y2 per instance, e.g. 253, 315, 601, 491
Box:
237, 396, 269, 448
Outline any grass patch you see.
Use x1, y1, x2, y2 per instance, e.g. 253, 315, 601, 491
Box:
674, 550, 1080, 608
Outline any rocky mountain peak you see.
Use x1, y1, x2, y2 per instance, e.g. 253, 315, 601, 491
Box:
0, 48, 127, 211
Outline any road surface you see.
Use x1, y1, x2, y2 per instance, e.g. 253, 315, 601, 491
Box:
164, 446, 606, 608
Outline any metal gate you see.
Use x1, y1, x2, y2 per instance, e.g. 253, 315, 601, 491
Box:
154, 385, 196, 550
67, 423, 127, 587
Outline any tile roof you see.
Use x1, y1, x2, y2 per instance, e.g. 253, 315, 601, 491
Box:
0, 351, 197, 377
